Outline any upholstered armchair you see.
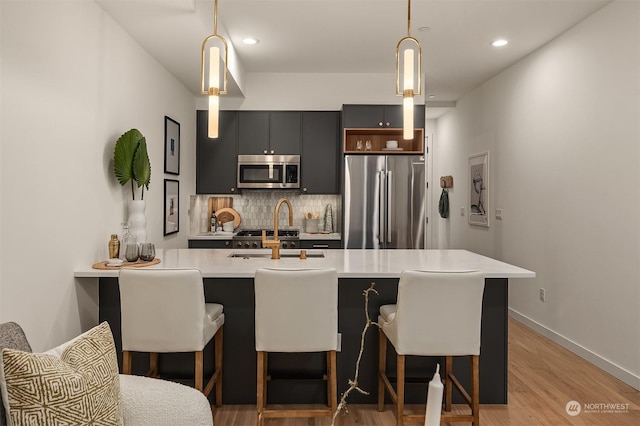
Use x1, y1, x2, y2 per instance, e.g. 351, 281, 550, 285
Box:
0, 322, 213, 426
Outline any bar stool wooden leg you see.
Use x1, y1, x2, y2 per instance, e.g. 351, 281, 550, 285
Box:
397, 354, 405, 426
148, 352, 159, 377
326, 351, 331, 408
215, 326, 224, 407
256, 351, 266, 426
195, 351, 204, 392
445, 355, 453, 412
123, 350, 132, 374
378, 328, 387, 412
329, 350, 337, 414
263, 352, 268, 409
471, 355, 480, 426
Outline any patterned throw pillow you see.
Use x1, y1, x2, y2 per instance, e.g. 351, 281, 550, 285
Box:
0, 322, 123, 426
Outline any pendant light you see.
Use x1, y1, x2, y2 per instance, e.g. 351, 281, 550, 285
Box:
395, 0, 422, 140
200, 0, 228, 139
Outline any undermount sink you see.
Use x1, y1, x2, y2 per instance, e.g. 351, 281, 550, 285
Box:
228, 252, 271, 259
228, 250, 325, 259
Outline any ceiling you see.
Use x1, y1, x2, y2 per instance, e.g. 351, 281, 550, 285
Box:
96, 0, 609, 116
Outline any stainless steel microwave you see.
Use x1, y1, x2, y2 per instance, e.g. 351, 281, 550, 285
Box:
237, 155, 300, 189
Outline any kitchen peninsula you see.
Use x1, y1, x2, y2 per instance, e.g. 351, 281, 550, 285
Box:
75, 249, 534, 405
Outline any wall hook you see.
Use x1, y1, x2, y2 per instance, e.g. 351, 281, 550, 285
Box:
440, 175, 453, 189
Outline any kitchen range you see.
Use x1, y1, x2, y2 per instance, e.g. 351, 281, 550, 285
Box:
232, 229, 299, 249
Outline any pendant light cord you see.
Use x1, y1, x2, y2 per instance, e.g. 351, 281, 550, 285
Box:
407, 0, 412, 37
213, 0, 218, 35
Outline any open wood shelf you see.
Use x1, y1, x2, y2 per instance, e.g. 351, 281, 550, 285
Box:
343, 128, 424, 154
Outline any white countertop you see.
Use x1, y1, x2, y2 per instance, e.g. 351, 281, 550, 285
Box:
74, 249, 535, 280
188, 232, 341, 240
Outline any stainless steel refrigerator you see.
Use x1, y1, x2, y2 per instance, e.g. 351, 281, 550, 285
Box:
343, 155, 426, 249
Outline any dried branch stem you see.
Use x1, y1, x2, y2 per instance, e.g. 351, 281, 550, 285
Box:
331, 282, 379, 425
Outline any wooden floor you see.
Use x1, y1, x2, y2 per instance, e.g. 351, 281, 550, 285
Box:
212, 318, 640, 425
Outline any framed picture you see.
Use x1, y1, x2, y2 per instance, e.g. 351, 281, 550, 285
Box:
164, 179, 179, 235
468, 151, 489, 227
164, 116, 180, 175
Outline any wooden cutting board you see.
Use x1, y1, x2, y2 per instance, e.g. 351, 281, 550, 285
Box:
215, 207, 241, 229
208, 197, 234, 231
210, 197, 233, 212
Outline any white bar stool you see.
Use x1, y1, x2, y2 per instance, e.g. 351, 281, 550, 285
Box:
377, 270, 485, 426
254, 267, 339, 426
119, 268, 224, 407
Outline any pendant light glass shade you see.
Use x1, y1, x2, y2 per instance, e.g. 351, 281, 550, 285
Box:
403, 48, 415, 139
200, 0, 228, 139
395, 0, 422, 140
208, 46, 220, 138
403, 95, 414, 140
403, 49, 414, 93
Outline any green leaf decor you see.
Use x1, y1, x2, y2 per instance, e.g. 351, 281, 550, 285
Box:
113, 128, 151, 200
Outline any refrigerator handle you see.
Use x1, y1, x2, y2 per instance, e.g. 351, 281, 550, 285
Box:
379, 170, 386, 245
387, 170, 393, 243
409, 162, 416, 246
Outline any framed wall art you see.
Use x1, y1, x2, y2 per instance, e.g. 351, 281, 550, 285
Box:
164, 116, 180, 175
468, 151, 489, 227
164, 179, 179, 235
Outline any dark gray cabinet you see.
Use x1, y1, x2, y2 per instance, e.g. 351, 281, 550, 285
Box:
301, 111, 340, 194
196, 110, 238, 194
342, 104, 425, 129
188, 239, 233, 249
238, 111, 269, 155
197, 109, 338, 195
270, 111, 302, 154
238, 111, 301, 155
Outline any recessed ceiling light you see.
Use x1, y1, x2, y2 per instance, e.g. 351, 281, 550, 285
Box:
428, 94, 435, 99
492, 39, 508, 47
418, 26, 430, 32
242, 37, 259, 45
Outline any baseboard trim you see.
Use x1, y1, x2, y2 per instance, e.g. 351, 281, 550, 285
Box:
509, 308, 640, 391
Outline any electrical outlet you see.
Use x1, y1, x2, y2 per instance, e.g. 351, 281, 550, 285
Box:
539, 288, 546, 302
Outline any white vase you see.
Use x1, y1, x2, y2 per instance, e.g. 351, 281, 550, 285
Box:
128, 200, 147, 243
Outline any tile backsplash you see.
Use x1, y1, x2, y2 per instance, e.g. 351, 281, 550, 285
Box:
190, 192, 341, 235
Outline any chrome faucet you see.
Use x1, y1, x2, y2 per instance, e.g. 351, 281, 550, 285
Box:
262, 198, 293, 259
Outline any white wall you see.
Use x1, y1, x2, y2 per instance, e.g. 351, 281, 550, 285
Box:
198, 72, 425, 111
0, 0, 196, 351
0, 1, 3, 320
425, 118, 439, 249
433, 1, 639, 388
